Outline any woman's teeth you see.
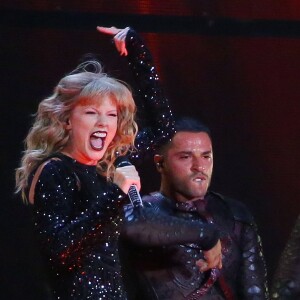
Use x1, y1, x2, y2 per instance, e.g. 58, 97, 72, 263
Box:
90, 132, 107, 150
93, 132, 107, 138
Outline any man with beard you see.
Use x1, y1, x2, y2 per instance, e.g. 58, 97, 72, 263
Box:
120, 117, 269, 299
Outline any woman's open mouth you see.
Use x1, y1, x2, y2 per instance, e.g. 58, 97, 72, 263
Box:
90, 131, 107, 150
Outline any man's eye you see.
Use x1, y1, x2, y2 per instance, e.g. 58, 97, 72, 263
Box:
179, 155, 189, 159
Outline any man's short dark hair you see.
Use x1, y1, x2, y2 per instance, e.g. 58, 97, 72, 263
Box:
157, 116, 211, 154
174, 116, 211, 137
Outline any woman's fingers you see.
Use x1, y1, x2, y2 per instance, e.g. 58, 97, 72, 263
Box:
96, 26, 120, 36
113, 165, 141, 194
97, 26, 130, 56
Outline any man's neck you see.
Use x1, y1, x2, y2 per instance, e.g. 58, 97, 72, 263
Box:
159, 188, 205, 204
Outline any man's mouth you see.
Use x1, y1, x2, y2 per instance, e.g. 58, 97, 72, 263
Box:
90, 131, 107, 150
194, 178, 204, 182
193, 174, 207, 182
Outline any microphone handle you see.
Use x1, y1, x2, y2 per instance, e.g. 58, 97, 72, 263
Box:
114, 155, 143, 208
128, 185, 143, 208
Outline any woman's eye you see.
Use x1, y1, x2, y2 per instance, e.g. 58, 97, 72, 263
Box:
109, 113, 118, 117
86, 111, 96, 114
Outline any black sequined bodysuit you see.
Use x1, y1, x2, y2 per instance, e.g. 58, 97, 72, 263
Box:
121, 191, 269, 300
29, 29, 175, 299
271, 215, 300, 299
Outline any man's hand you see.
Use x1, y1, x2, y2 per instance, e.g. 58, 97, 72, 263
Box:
97, 26, 130, 56
196, 240, 222, 272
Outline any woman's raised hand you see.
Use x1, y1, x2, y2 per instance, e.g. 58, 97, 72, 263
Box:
97, 26, 130, 56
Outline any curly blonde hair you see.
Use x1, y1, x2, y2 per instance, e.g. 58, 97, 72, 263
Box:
16, 61, 137, 201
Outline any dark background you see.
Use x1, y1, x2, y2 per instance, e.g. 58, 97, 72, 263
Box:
1, 1, 299, 299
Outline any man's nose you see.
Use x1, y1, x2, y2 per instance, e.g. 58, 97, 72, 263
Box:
192, 158, 205, 171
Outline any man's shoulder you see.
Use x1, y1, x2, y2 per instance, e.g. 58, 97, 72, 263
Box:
142, 192, 171, 211
209, 191, 254, 225
142, 192, 161, 203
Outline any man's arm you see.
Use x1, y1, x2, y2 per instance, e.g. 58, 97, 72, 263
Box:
120, 203, 222, 270
271, 215, 300, 299
238, 222, 269, 299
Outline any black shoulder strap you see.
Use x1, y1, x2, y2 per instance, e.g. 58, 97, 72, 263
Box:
29, 153, 81, 204
29, 157, 61, 204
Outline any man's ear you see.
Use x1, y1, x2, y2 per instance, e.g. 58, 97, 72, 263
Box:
154, 154, 164, 172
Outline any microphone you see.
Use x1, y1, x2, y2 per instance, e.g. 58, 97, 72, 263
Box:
114, 156, 144, 208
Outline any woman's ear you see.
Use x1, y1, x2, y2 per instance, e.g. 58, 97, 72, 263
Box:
65, 119, 72, 130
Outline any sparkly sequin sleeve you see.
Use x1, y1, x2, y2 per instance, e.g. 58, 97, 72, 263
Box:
32, 159, 125, 269
238, 222, 269, 299
271, 215, 300, 299
121, 203, 219, 250
125, 29, 175, 159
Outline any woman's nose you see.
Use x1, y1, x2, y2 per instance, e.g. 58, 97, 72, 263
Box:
96, 115, 108, 126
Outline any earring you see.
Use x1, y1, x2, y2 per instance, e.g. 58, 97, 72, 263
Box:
156, 162, 163, 168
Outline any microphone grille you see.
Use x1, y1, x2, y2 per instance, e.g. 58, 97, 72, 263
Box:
114, 156, 132, 168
